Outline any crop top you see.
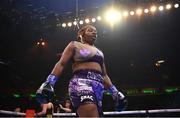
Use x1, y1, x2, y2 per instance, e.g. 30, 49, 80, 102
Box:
73, 41, 104, 67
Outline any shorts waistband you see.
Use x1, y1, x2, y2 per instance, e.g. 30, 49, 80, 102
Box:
73, 69, 103, 83
73, 69, 103, 75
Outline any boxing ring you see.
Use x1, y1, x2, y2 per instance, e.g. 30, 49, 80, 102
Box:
1, 108, 180, 117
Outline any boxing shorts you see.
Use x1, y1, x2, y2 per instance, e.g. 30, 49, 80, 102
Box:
68, 69, 104, 116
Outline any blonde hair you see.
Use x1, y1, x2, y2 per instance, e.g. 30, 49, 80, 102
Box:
76, 25, 95, 42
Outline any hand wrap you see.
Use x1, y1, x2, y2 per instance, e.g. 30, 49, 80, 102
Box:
106, 85, 128, 111
36, 74, 58, 104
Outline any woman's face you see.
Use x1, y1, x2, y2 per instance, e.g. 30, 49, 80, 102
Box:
65, 102, 71, 108
83, 25, 97, 44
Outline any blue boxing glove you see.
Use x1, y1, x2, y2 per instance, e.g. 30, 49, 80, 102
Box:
36, 74, 58, 104
106, 85, 128, 111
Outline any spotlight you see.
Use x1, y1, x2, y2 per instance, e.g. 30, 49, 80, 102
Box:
174, 3, 179, 8
79, 20, 83, 25
159, 6, 164, 11
73, 21, 77, 25
166, 4, 172, 10
130, 11, 135, 15
136, 9, 142, 15
91, 18, 96, 22
144, 9, 149, 13
85, 18, 90, 23
104, 9, 121, 24
157, 60, 165, 64
37, 42, 40, 45
97, 16, 101, 21
41, 42, 45, 46
62, 23, 66, 27
67, 22, 72, 27
150, 6, 157, 12
155, 62, 160, 67
122, 11, 129, 17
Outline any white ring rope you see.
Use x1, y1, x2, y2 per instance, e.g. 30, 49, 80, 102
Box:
0, 110, 25, 116
1, 109, 180, 116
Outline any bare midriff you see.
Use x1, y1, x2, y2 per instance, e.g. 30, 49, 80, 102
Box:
72, 62, 102, 73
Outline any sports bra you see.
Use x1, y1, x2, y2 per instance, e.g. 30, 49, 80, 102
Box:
73, 41, 104, 67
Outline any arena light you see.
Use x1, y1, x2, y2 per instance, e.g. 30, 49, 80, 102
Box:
85, 18, 90, 23
174, 3, 179, 8
91, 18, 96, 22
62, 23, 66, 27
67, 22, 72, 27
104, 8, 122, 25
79, 20, 84, 25
150, 6, 157, 12
144, 9, 149, 13
130, 11, 135, 15
157, 60, 165, 64
41, 41, 45, 46
159, 6, 164, 11
97, 16, 101, 21
59, 3, 179, 29
136, 9, 142, 15
122, 11, 129, 17
166, 4, 172, 10
73, 21, 77, 25
37, 42, 40, 45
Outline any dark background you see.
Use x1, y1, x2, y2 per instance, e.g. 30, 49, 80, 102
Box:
0, 0, 180, 112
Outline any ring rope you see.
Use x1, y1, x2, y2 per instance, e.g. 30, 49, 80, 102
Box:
1, 109, 180, 116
